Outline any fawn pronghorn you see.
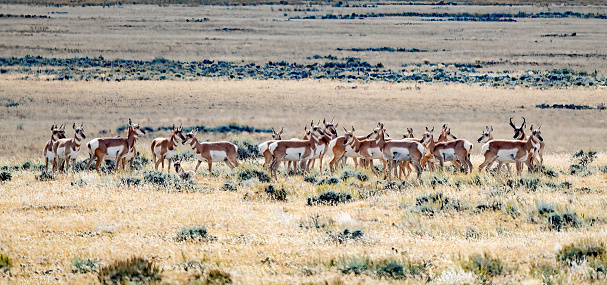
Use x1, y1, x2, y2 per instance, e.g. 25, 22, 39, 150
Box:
510, 117, 545, 171
258, 127, 283, 169
173, 160, 196, 180
368, 123, 425, 180
86, 119, 146, 173
184, 128, 240, 174
419, 127, 473, 173
477, 126, 514, 174
43, 124, 66, 171
53, 123, 86, 172
342, 126, 387, 173
151, 124, 186, 172
269, 121, 323, 178
478, 125, 543, 176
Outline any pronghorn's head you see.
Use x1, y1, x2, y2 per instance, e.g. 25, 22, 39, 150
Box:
172, 124, 186, 144
310, 120, 325, 138
438, 127, 457, 142
510, 117, 526, 139
272, 127, 284, 140
403, 128, 414, 139
51, 124, 67, 140
366, 123, 388, 141
128, 118, 146, 136
73, 123, 86, 140
343, 126, 355, 145
530, 125, 543, 142
478, 126, 494, 143
184, 128, 199, 143
420, 127, 434, 144
173, 160, 182, 172
323, 118, 339, 138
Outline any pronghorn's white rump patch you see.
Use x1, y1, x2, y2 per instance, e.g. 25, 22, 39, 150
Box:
388, 147, 412, 161
463, 140, 473, 153
87, 139, 100, 154
365, 147, 384, 159
258, 142, 269, 155
416, 143, 425, 155
196, 150, 228, 162
268, 142, 279, 155
313, 144, 326, 158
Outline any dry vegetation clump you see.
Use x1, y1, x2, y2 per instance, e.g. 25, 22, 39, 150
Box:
175, 226, 216, 242
71, 257, 103, 274
0, 253, 11, 275
97, 256, 162, 284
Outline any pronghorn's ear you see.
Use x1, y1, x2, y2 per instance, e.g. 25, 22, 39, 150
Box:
272, 127, 275, 133
538, 125, 542, 130
485, 126, 489, 130
425, 127, 429, 132
81, 122, 84, 128
323, 118, 326, 125
431, 127, 434, 132
351, 126, 355, 132
305, 126, 308, 131
51, 125, 55, 131
279, 127, 284, 134
343, 127, 348, 133
442, 124, 447, 130
490, 126, 493, 132
331, 117, 335, 124
310, 120, 314, 127
530, 125, 534, 130
172, 124, 176, 131
179, 124, 182, 131
128, 118, 132, 126
61, 124, 66, 130
334, 122, 338, 128
73, 123, 76, 130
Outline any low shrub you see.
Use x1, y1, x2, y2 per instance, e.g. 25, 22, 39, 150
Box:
316, 177, 339, 185
265, 184, 287, 201
35, 171, 54, 181
412, 193, 468, 216
173, 150, 195, 162
143, 170, 197, 192
530, 263, 560, 283
339, 169, 369, 182
327, 228, 363, 244
547, 210, 582, 231
220, 181, 238, 191
229, 135, 260, 161
188, 268, 232, 284
97, 256, 161, 284
118, 176, 141, 187
461, 252, 505, 279
0, 253, 11, 273
233, 165, 271, 183
307, 190, 353, 206
175, 226, 214, 242
70, 179, 87, 187
0, 171, 11, 182
72, 257, 102, 273
303, 173, 318, 184
557, 239, 606, 266
338, 256, 428, 280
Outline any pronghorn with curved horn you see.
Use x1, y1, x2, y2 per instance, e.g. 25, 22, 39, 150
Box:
478, 125, 543, 176
53, 123, 86, 173
306, 118, 339, 172
43, 124, 66, 171
86, 119, 146, 173
419, 127, 473, 173
306, 120, 333, 174
151, 124, 186, 172
510, 117, 545, 171
184, 128, 240, 174
269, 121, 323, 178
342, 126, 387, 173
367, 123, 425, 181
258, 127, 283, 169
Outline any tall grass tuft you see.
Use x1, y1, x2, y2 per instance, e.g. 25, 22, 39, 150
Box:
0, 253, 11, 274
97, 256, 161, 284
461, 252, 506, 280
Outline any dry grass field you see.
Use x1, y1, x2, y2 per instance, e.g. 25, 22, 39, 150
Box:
1, 2, 607, 285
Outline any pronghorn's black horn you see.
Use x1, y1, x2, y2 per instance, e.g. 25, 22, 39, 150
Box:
521, 117, 526, 128
509, 117, 516, 128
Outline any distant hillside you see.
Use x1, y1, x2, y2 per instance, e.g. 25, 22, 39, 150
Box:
0, 0, 605, 6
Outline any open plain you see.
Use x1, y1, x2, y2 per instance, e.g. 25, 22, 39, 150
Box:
1, 2, 607, 284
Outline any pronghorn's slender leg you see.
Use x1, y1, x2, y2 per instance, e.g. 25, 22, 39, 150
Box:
160, 156, 165, 172
153, 153, 158, 170
479, 155, 498, 172
207, 161, 213, 174
193, 161, 202, 173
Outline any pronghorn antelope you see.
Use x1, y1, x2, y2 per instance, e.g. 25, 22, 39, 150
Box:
342, 127, 387, 173
305, 121, 332, 174
184, 128, 240, 174
478, 125, 543, 176
173, 160, 196, 180
119, 139, 138, 171
510, 117, 545, 170
269, 122, 323, 178
151, 124, 186, 172
419, 127, 473, 173
43, 124, 66, 171
306, 118, 339, 172
258, 127, 283, 169
477, 126, 514, 174
86, 119, 146, 173
368, 123, 425, 180
399, 125, 458, 176
53, 123, 86, 172
328, 125, 386, 174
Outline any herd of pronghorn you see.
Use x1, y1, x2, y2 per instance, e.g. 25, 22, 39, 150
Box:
42, 117, 544, 181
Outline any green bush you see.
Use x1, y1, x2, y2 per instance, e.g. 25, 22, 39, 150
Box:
72, 257, 102, 273
461, 253, 505, 279
0, 253, 11, 273
557, 239, 606, 266
0, 171, 11, 182
265, 184, 287, 201
97, 256, 161, 284
220, 181, 238, 191
229, 136, 260, 161
175, 226, 214, 242
307, 191, 353, 206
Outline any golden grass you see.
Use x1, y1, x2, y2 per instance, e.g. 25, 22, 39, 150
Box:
0, 153, 606, 284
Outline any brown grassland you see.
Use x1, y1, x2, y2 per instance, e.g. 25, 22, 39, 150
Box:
1, 3, 607, 284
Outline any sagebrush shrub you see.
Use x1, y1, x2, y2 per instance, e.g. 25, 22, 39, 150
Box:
558, 239, 606, 265
72, 257, 102, 273
97, 256, 161, 284
461, 252, 505, 279
0, 171, 11, 182
307, 191, 353, 206
175, 226, 214, 242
